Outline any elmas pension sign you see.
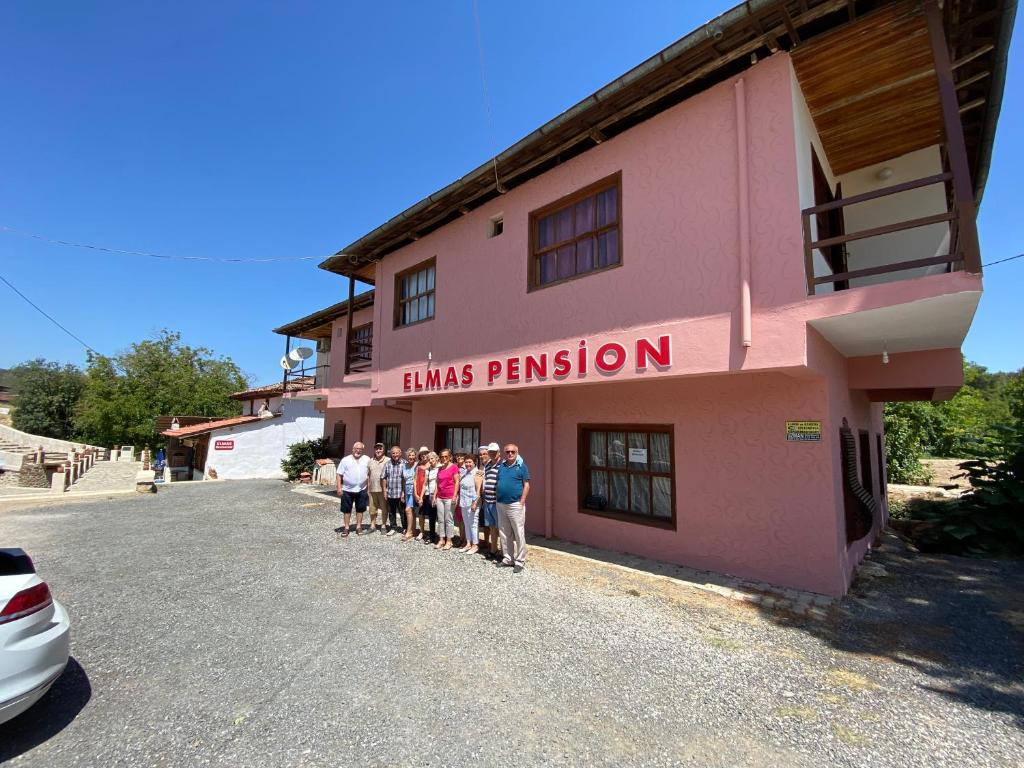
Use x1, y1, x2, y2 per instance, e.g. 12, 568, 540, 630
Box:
403, 335, 672, 393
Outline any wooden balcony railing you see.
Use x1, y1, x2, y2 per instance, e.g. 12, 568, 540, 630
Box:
283, 363, 329, 392
346, 323, 373, 374
801, 171, 972, 295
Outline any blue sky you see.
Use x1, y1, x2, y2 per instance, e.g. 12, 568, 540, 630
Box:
1, 1, 1021, 385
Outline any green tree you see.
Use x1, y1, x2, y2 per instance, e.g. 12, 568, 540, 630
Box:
76, 330, 248, 449
883, 401, 935, 484
9, 359, 85, 440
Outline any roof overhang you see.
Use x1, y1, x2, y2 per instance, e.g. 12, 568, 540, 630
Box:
272, 290, 375, 338
319, 0, 1014, 280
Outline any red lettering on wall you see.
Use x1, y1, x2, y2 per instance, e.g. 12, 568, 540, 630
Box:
577, 340, 588, 375
426, 369, 441, 389
595, 342, 627, 373
403, 372, 413, 392
487, 360, 502, 384
414, 371, 423, 391
552, 349, 572, 377
443, 366, 459, 387
525, 354, 548, 380
507, 357, 521, 382
461, 364, 474, 386
636, 335, 672, 369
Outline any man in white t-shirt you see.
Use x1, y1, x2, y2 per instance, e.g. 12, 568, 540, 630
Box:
336, 441, 370, 537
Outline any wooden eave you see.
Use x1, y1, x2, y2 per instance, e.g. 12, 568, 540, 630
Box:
320, 0, 1013, 279
272, 290, 375, 338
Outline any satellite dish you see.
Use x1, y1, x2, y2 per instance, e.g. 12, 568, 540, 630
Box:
288, 346, 314, 363
280, 355, 297, 371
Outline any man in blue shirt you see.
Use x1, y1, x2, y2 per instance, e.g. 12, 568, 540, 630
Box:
495, 443, 530, 572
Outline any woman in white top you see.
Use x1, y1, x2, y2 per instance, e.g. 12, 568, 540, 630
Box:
458, 455, 483, 554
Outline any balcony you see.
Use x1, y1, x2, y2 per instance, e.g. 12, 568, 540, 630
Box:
283, 362, 330, 399
802, 170, 980, 295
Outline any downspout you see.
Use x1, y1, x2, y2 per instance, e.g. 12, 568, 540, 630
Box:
735, 78, 752, 348
544, 387, 553, 539
358, 407, 365, 447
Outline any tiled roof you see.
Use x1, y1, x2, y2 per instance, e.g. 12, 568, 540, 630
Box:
162, 414, 272, 438
229, 378, 313, 400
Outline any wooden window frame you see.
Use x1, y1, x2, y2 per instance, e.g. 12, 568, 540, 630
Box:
528, 172, 623, 292
434, 422, 482, 456
393, 257, 436, 330
577, 423, 676, 530
346, 322, 373, 372
375, 423, 401, 450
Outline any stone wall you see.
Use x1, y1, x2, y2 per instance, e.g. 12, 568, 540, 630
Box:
18, 461, 48, 488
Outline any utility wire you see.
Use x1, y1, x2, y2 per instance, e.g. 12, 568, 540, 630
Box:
0, 225, 317, 263
0, 273, 99, 355
982, 252, 1023, 268
471, 0, 503, 191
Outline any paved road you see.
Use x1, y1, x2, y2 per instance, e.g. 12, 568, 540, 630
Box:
1, 481, 1021, 767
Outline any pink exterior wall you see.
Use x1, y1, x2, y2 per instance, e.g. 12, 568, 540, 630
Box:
358, 53, 808, 404
307, 53, 980, 596
551, 373, 847, 595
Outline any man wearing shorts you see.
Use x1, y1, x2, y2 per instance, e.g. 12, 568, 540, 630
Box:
336, 441, 370, 537
479, 443, 502, 560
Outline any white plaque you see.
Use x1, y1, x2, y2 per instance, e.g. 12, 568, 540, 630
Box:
628, 448, 648, 463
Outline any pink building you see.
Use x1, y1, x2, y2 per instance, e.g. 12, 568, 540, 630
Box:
274, 0, 1012, 596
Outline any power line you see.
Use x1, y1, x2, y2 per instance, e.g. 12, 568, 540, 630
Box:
471, 0, 503, 192
0, 225, 318, 263
982, 252, 1023, 268
0, 273, 99, 355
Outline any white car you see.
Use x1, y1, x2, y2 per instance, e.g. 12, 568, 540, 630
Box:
0, 548, 71, 724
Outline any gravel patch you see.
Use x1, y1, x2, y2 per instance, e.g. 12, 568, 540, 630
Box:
0, 480, 1021, 767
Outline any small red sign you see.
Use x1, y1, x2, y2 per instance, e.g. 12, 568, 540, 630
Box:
214, 440, 234, 451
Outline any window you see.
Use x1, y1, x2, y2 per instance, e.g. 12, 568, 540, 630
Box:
530, 173, 621, 290
330, 421, 347, 455
579, 425, 674, 527
376, 423, 401, 450
434, 423, 481, 456
394, 258, 436, 328
489, 216, 504, 238
347, 323, 372, 372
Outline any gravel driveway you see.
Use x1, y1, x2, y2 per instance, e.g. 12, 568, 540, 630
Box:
1, 480, 1021, 767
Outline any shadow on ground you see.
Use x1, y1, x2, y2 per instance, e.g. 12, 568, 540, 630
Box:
756, 531, 1024, 728
0, 658, 91, 762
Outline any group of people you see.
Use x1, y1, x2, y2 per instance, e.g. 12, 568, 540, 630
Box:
335, 440, 530, 571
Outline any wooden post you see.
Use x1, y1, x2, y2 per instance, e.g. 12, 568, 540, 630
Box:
344, 275, 355, 375
924, 0, 982, 274
282, 334, 291, 393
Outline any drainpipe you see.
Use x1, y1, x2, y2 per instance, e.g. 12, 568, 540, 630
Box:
358, 407, 365, 446
735, 77, 752, 348
544, 387, 553, 539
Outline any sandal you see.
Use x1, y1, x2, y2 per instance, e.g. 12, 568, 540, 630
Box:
341, 529, 350, 538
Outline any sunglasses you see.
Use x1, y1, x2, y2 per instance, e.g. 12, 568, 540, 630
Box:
505, 450, 517, 454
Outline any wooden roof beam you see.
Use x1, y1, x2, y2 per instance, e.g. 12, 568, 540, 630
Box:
951, 44, 995, 70
955, 69, 991, 90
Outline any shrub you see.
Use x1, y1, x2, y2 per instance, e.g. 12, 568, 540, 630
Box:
281, 438, 334, 481
884, 402, 933, 484
897, 426, 1024, 557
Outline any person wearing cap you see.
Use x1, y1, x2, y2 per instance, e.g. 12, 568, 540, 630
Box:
366, 443, 389, 533
496, 443, 530, 572
479, 443, 502, 560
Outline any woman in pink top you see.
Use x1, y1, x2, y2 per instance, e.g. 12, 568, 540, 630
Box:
433, 449, 461, 551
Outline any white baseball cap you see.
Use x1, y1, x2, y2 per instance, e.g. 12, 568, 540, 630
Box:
486, 442, 500, 452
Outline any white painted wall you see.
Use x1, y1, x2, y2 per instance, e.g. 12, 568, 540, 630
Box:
240, 394, 284, 416
838, 145, 949, 287
203, 398, 323, 480
790, 64, 836, 294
